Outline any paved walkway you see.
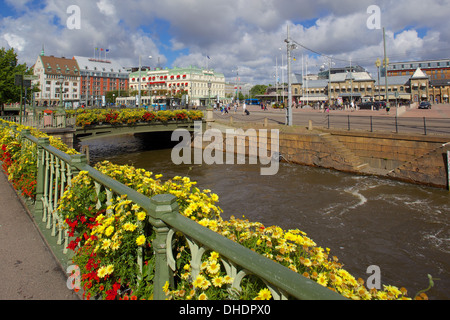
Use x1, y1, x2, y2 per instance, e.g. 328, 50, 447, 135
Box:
0, 171, 78, 300
241, 103, 450, 118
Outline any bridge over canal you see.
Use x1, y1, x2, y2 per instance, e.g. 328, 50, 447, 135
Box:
0, 113, 207, 148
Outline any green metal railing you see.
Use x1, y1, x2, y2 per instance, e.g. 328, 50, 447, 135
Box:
3, 121, 346, 300
1, 114, 76, 129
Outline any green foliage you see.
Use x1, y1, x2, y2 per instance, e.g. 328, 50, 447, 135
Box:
0, 47, 31, 106
250, 84, 268, 97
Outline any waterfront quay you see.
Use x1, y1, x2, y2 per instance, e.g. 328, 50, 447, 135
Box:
216, 103, 450, 136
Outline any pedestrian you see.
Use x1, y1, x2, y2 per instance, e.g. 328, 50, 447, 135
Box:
242, 102, 247, 115
386, 103, 391, 115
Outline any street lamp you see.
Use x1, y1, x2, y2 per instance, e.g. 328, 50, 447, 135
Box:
285, 24, 296, 126
138, 55, 153, 108
208, 80, 212, 108
375, 58, 381, 103
57, 75, 65, 114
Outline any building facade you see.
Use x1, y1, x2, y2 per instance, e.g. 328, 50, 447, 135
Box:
128, 66, 226, 106
261, 67, 433, 106
73, 56, 129, 107
32, 53, 81, 108
387, 59, 450, 80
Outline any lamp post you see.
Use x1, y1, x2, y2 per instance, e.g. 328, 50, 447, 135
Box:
383, 27, 389, 105
57, 75, 65, 114
208, 80, 212, 108
138, 55, 152, 108
285, 24, 296, 126
375, 58, 381, 103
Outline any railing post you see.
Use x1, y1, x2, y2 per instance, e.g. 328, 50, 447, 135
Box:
35, 137, 50, 218
423, 117, 427, 135
148, 194, 177, 300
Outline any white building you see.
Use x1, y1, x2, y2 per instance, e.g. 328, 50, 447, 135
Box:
128, 66, 226, 107
32, 51, 81, 108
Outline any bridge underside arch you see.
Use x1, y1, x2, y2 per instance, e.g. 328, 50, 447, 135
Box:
74, 122, 201, 143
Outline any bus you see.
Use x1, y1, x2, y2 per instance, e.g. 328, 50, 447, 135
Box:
245, 98, 260, 105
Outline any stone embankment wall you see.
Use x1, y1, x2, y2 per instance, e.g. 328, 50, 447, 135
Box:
207, 124, 450, 189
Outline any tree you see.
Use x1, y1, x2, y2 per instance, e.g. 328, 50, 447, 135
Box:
0, 47, 31, 114
250, 84, 268, 97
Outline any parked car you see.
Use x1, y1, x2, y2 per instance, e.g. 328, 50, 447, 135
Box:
358, 102, 375, 110
374, 101, 386, 110
419, 101, 432, 109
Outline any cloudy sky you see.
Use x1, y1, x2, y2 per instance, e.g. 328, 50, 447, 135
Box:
1, 0, 450, 84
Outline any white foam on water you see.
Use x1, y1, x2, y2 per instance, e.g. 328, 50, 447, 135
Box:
345, 188, 368, 209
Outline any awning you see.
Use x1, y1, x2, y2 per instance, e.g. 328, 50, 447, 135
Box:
302, 96, 329, 102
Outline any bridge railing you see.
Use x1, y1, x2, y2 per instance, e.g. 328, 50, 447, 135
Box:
3, 121, 346, 301
0, 114, 77, 129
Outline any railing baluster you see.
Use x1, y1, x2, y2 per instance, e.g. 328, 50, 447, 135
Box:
42, 150, 51, 224
148, 194, 177, 300
52, 155, 60, 236
35, 138, 50, 221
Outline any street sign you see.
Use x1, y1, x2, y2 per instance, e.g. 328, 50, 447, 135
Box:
14, 74, 23, 86
24, 75, 38, 81
23, 80, 32, 88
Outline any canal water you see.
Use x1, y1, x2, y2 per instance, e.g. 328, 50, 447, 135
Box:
80, 134, 450, 300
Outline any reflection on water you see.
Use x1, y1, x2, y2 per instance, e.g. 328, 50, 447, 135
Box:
80, 134, 450, 299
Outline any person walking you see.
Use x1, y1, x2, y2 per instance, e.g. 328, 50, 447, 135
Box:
242, 102, 247, 115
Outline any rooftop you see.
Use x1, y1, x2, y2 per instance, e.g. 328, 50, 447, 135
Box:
73, 56, 128, 74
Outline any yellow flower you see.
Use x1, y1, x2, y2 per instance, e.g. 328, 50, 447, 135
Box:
200, 279, 211, 290
384, 285, 402, 298
163, 281, 170, 294
183, 264, 191, 271
136, 211, 146, 221
256, 288, 272, 300
198, 293, 208, 300
317, 273, 328, 287
212, 276, 224, 288
223, 275, 233, 285
105, 226, 114, 237
111, 241, 120, 251
209, 252, 219, 261
101, 239, 111, 250
123, 222, 138, 232
106, 264, 114, 275
207, 261, 220, 275
136, 235, 146, 246
97, 266, 108, 278
193, 275, 206, 289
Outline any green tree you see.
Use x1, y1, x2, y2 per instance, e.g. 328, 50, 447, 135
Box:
250, 84, 268, 97
0, 47, 30, 114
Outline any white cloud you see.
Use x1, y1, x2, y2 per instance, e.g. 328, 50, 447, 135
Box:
0, 0, 448, 84
3, 33, 26, 51
96, 0, 116, 17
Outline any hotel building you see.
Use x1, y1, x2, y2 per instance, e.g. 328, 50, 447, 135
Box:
128, 66, 226, 106
32, 52, 81, 107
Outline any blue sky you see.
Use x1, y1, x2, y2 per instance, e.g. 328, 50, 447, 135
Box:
1, 0, 449, 84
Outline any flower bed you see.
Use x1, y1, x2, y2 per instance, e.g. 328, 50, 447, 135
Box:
57, 161, 413, 301
72, 108, 203, 128
0, 120, 78, 200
